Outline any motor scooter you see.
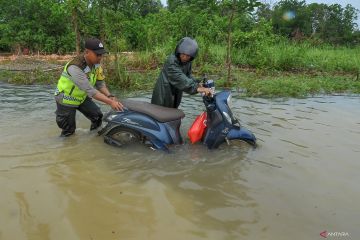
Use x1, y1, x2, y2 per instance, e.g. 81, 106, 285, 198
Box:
98, 81, 256, 151
98, 99, 184, 151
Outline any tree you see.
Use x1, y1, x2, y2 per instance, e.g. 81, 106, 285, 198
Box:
101, 0, 161, 17
308, 3, 358, 44
65, 0, 88, 54
272, 0, 311, 38
256, 2, 272, 22
219, 0, 260, 86
0, 0, 73, 53
167, 0, 192, 12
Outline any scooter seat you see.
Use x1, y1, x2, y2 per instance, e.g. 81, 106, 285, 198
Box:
122, 99, 185, 123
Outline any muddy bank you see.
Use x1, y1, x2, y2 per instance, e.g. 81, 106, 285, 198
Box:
0, 54, 73, 71
1, 54, 359, 97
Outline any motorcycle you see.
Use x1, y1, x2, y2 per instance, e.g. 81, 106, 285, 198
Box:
98, 80, 256, 151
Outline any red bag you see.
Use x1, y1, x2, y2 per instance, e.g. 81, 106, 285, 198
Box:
188, 112, 207, 144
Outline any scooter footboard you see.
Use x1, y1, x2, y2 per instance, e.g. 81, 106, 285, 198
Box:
227, 127, 256, 146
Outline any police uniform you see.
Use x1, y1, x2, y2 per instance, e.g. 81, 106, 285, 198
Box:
54, 39, 107, 136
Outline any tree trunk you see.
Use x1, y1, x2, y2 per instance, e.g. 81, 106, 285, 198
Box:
99, 2, 105, 42
226, 9, 235, 87
72, 8, 80, 55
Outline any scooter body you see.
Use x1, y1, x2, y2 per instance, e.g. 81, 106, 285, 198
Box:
202, 90, 256, 149
99, 86, 256, 151
99, 99, 184, 151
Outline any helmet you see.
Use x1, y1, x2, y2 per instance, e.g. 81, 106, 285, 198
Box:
175, 37, 198, 60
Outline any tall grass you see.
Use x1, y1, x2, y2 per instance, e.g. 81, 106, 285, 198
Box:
102, 53, 160, 91
1, 69, 61, 85
191, 41, 360, 73
233, 71, 360, 97
3, 39, 359, 97
232, 41, 360, 73
106, 40, 360, 77
304, 46, 360, 72
101, 41, 360, 96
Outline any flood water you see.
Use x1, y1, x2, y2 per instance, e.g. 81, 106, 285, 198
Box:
0, 82, 359, 240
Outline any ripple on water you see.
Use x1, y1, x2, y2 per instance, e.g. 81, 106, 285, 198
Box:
1, 83, 360, 239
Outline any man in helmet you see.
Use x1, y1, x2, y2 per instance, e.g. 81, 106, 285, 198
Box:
54, 38, 124, 137
151, 37, 211, 108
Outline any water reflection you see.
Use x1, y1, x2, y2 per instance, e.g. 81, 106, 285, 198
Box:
0, 82, 359, 239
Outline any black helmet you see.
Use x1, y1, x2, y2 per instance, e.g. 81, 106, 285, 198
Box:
175, 37, 198, 60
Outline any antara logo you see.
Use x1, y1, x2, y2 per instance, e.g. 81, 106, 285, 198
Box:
320, 231, 328, 238
320, 230, 350, 238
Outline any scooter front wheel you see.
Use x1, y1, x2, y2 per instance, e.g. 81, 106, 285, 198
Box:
104, 127, 141, 147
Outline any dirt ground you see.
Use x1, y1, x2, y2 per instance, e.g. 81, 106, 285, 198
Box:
0, 54, 75, 71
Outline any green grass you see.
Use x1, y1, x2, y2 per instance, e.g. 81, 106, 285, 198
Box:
0, 69, 60, 85
2, 41, 360, 97
304, 46, 360, 72
233, 71, 360, 97
194, 42, 359, 73
247, 43, 360, 73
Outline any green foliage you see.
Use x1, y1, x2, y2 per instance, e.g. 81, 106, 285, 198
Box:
0, 0, 359, 53
272, 0, 310, 36
3, 69, 60, 85
271, 0, 359, 44
233, 19, 278, 49
102, 54, 159, 90
1, 0, 360, 96
0, 0, 73, 53
237, 72, 360, 97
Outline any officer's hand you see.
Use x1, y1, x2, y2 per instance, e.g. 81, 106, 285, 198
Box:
110, 100, 124, 111
109, 96, 119, 102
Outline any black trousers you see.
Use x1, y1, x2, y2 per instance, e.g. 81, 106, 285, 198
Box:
55, 97, 103, 136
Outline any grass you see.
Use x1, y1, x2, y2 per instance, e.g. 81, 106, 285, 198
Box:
1, 41, 360, 97
236, 72, 360, 97
0, 69, 61, 85
231, 42, 360, 73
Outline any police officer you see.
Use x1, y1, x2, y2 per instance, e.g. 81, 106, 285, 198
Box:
54, 38, 123, 137
151, 37, 211, 108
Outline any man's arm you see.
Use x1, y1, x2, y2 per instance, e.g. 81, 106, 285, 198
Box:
166, 62, 211, 95
67, 65, 123, 110
92, 91, 123, 110
96, 81, 112, 97
95, 74, 118, 102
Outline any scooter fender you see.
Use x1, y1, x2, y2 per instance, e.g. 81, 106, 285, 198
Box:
203, 122, 229, 149
102, 111, 176, 148
226, 126, 257, 146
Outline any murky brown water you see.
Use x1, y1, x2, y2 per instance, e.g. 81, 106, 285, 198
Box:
0, 82, 359, 240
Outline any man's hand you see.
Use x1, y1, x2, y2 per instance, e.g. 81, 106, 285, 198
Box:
108, 95, 119, 102
110, 99, 124, 111
197, 86, 212, 96
93, 92, 124, 111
